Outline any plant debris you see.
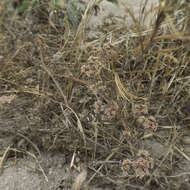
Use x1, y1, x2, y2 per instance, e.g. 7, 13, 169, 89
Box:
0, 0, 190, 189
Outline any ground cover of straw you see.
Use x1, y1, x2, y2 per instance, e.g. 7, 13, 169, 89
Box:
0, 1, 190, 189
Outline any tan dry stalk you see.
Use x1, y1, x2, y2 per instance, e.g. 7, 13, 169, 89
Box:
72, 166, 87, 190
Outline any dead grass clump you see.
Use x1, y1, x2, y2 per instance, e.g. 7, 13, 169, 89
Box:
0, 0, 190, 189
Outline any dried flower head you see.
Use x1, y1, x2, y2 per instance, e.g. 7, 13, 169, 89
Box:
142, 116, 158, 131
94, 99, 118, 119
133, 150, 153, 179
81, 64, 96, 78
137, 150, 150, 158
122, 150, 153, 179
88, 55, 99, 64
122, 159, 132, 175
89, 81, 107, 95
133, 158, 149, 179
136, 115, 158, 132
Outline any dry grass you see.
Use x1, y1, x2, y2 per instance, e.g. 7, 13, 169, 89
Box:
0, 0, 190, 189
